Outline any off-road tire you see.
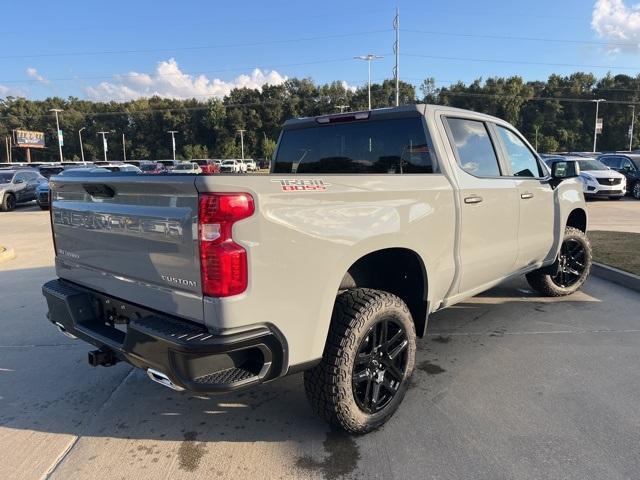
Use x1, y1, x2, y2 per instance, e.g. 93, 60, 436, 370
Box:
1, 193, 16, 212
303, 288, 416, 434
526, 227, 592, 297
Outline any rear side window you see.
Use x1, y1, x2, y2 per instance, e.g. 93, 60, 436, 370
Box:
495, 126, 542, 177
445, 118, 500, 177
600, 156, 622, 169
273, 118, 436, 174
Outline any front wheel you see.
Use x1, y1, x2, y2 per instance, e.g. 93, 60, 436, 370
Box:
526, 227, 592, 297
304, 288, 416, 434
1, 193, 16, 212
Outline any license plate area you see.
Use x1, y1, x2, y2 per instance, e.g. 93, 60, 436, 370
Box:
81, 291, 157, 345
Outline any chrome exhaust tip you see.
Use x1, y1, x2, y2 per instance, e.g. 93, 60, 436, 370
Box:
147, 368, 185, 391
54, 322, 77, 339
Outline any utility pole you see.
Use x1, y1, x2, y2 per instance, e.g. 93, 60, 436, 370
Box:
237, 129, 246, 160
122, 133, 127, 161
78, 127, 86, 162
336, 105, 350, 113
393, 7, 400, 107
534, 125, 540, 151
354, 54, 383, 111
49, 108, 64, 162
591, 99, 605, 153
168, 130, 178, 161
4, 137, 9, 163
629, 104, 636, 151
98, 131, 110, 162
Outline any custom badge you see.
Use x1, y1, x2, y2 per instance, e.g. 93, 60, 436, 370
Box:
271, 179, 331, 192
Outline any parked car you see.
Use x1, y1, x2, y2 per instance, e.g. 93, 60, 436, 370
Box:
0, 169, 47, 211
158, 160, 180, 171
219, 159, 242, 173
99, 163, 142, 173
597, 153, 640, 199
243, 158, 258, 172
138, 161, 167, 175
192, 159, 220, 174
544, 155, 626, 200
169, 162, 202, 174
43, 105, 591, 434
236, 159, 249, 173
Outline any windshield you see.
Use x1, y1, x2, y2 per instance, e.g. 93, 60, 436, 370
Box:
174, 164, 192, 170
139, 164, 157, 171
222, 160, 234, 165
273, 117, 435, 174
578, 159, 608, 171
0, 173, 14, 183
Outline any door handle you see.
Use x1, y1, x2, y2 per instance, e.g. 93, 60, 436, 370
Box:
464, 195, 483, 204
521, 192, 534, 199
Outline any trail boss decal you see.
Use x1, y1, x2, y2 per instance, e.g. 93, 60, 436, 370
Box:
271, 179, 331, 192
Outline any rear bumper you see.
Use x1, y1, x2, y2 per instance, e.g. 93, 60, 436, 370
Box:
42, 279, 285, 393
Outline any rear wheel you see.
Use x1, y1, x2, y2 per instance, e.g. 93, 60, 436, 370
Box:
304, 288, 416, 434
1, 193, 16, 212
633, 181, 640, 199
526, 227, 592, 297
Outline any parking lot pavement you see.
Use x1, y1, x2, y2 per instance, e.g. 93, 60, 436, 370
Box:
2, 209, 640, 480
586, 197, 640, 233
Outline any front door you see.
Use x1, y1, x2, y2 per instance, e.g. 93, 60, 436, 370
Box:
492, 125, 555, 268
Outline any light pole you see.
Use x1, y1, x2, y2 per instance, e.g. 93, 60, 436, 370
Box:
629, 105, 636, 151
168, 131, 178, 161
78, 127, 86, 162
534, 125, 540, 151
354, 54, 383, 111
49, 108, 64, 162
591, 99, 606, 153
122, 133, 127, 161
97, 131, 110, 162
237, 129, 246, 160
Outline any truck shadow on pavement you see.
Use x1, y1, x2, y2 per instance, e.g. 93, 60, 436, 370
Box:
3, 268, 635, 477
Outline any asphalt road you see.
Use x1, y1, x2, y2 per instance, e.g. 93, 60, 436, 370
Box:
586, 197, 640, 233
2, 205, 640, 480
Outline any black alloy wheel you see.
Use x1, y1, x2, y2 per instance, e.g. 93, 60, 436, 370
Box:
352, 318, 409, 414
551, 238, 587, 288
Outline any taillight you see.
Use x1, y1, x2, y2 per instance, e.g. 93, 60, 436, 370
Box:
198, 193, 254, 297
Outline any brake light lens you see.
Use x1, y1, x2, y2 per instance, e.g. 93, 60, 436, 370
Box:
198, 193, 254, 297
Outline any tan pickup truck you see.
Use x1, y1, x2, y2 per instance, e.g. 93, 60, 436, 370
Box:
43, 105, 591, 433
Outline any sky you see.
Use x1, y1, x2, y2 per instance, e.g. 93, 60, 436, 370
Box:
0, 0, 639, 102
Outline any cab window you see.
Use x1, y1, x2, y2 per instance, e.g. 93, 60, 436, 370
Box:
445, 118, 501, 177
495, 126, 542, 177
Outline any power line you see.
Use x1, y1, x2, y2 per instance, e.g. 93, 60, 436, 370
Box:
404, 53, 640, 71
404, 29, 638, 48
0, 54, 392, 85
0, 29, 392, 60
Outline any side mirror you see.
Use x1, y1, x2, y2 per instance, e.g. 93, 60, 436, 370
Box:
13, 178, 24, 184
550, 160, 580, 187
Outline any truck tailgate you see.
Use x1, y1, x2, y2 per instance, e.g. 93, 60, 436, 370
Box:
49, 174, 204, 322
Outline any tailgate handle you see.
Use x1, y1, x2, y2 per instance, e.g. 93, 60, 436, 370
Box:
83, 183, 115, 198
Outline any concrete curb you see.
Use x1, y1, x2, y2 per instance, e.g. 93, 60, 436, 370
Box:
0, 247, 16, 263
591, 262, 640, 294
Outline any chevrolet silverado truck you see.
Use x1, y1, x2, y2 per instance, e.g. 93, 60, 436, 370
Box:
42, 105, 591, 433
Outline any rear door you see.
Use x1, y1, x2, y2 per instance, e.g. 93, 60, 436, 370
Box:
443, 116, 520, 293
492, 124, 555, 269
50, 174, 204, 322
